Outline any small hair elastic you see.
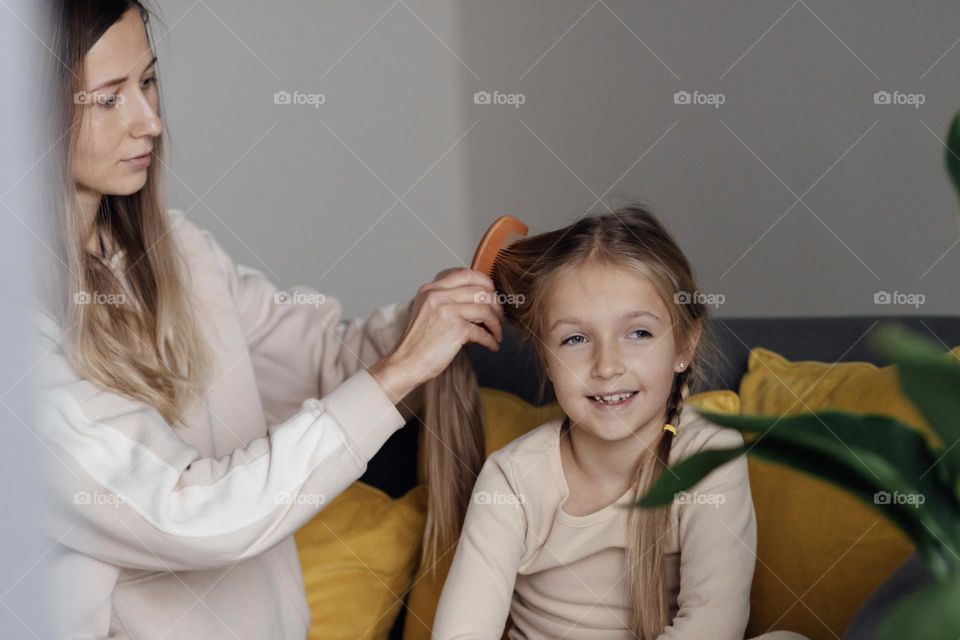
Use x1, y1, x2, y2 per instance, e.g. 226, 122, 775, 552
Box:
662, 424, 677, 435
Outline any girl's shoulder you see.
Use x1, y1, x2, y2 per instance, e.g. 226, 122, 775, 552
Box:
488, 418, 565, 465
669, 405, 746, 465
476, 419, 565, 510
485, 410, 746, 467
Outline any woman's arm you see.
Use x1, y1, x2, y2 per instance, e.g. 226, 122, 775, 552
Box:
657, 427, 757, 640
191, 213, 419, 424
34, 317, 406, 572
433, 455, 527, 639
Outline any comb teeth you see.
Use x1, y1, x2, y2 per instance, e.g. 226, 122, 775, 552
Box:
486, 231, 525, 276
471, 215, 529, 278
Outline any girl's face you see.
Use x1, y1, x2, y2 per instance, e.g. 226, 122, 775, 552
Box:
541, 260, 696, 443
72, 8, 161, 199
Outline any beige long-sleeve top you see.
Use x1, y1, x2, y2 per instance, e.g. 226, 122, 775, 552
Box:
33, 210, 411, 639
433, 407, 758, 640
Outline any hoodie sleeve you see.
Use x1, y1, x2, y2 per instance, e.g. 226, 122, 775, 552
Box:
34, 320, 406, 572
188, 212, 412, 425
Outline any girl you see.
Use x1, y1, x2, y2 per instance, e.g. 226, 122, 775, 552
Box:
425, 207, 807, 639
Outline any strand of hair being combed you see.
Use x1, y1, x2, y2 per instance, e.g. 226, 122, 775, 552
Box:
420, 350, 485, 572
420, 216, 530, 571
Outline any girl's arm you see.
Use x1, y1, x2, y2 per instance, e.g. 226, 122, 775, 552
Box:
432, 455, 527, 639
658, 427, 757, 640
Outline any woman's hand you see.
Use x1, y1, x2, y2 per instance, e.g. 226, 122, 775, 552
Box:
370, 268, 503, 405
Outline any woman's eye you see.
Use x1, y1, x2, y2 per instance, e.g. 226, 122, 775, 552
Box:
98, 94, 120, 108
629, 329, 652, 340
561, 335, 586, 346
141, 76, 156, 88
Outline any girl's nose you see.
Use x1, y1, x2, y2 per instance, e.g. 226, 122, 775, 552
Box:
591, 341, 626, 379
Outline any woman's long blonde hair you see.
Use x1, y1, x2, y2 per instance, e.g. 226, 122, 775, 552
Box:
422, 205, 720, 638
39, 0, 212, 426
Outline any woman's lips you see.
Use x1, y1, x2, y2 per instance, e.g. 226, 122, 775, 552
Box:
123, 153, 151, 169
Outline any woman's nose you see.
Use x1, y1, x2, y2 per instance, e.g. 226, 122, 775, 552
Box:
124, 93, 162, 139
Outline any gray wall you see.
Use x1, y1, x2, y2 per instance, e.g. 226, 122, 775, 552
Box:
155, 1, 960, 319
0, 0, 52, 637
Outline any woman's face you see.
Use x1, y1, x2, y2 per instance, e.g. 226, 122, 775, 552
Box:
540, 260, 696, 443
72, 8, 161, 199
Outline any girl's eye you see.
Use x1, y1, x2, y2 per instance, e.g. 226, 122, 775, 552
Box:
561, 335, 586, 346
98, 94, 120, 108
629, 329, 652, 340
141, 76, 156, 89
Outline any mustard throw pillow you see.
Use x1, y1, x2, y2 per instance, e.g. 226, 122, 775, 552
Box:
296, 482, 426, 640
739, 346, 960, 640
402, 388, 741, 640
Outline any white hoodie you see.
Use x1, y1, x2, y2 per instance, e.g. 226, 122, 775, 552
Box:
33, 210, 411, 639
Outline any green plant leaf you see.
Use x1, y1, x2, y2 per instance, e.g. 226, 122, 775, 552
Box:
698, 409, 958, 528
636, 446, 748, 507
947, 111, 960, 204
638, 437, 954, 578
672, 410, 960, 576
869, 324, 960, 492
878, 577, 960, 640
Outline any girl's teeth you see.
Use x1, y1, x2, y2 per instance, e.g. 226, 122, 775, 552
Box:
593, 392, 634, 404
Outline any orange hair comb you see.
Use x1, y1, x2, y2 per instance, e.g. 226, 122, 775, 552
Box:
470, 215, 529, 277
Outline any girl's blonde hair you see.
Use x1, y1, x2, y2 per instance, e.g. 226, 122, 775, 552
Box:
40, 0, 213, 426
422, 205, 720, 638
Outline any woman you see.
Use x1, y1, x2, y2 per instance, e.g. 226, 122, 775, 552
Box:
34, 2, 502, 637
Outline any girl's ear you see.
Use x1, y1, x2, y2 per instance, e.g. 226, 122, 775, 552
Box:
678, 320, 703, 370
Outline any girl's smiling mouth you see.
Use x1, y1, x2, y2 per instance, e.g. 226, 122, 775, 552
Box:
587, 390, 638, 408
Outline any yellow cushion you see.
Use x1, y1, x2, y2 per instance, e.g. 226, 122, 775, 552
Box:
295, 482, 426, 640
402, 388, 740, 640
739, 346, 960, 640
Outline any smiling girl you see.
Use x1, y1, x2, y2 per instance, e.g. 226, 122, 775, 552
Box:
429, 207, 806, 639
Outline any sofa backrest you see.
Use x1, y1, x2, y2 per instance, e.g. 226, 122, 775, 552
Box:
362, 315, 960, 498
